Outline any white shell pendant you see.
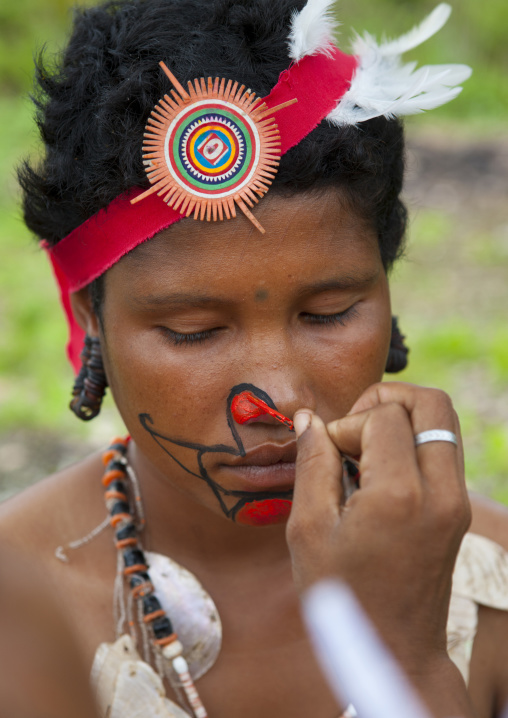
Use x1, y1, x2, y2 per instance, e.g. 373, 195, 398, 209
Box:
146, 551, 222, 680
91, 634, 191, 718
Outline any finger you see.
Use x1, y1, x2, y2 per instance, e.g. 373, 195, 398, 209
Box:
347, 382, 458, 437
341, 382, 464, 489
330, 385, 467, 518
290, 411, 343, 527
327, 403, 420, 495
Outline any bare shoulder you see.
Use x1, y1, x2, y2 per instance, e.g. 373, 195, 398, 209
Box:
0, 450, 119, 670
469, 491, 508, 552
0, 451, 105, 561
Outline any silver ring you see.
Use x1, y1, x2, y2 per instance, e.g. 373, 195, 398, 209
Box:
414, 429, 458, 447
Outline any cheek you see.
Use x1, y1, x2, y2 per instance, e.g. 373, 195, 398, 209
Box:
303, 307, 391, 420
102, 332, 237, 436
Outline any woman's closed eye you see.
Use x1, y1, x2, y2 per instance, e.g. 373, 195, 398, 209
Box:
300, 304, 359, 327
159, 326, 223, 346
158, 304, 359, 347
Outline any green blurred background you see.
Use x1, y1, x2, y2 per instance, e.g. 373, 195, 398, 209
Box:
1, 0, 507, 499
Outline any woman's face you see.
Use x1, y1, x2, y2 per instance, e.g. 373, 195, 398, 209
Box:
97, 189, 392, 526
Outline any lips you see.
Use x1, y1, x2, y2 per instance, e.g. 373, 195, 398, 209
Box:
219, 442, 297, 491
228, 442, 297, 467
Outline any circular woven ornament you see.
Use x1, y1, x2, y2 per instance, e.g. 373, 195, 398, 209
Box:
131, 62, 297, 234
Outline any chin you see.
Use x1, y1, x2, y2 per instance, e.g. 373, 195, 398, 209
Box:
234, 498, 293, 527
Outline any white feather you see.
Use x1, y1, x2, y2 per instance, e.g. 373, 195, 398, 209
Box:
288, 0, 339, 62
378, 3, 452, 56
327, 5, 472, 126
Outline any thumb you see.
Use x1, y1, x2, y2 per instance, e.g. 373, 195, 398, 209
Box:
290, 411, 343, 527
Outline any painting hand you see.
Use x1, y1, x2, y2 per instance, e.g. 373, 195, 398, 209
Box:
287, 385, 474, 717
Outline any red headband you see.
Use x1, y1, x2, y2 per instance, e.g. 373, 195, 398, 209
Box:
43, 48, 358, 372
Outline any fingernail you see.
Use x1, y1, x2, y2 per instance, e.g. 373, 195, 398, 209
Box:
294, 410, 312, 437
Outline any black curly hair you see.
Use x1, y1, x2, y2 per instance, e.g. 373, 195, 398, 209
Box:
19, 0, 407, 276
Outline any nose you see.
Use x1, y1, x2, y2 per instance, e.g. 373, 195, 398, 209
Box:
230, 390, 294, 430
228, 330, 316, 424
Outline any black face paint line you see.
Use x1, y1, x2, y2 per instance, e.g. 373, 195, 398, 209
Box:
138, 383, 293, 521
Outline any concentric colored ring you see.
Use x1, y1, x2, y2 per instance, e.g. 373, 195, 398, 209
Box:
184, 122, 240, 176
173, 109, 250, 188
164, 100, 260, 199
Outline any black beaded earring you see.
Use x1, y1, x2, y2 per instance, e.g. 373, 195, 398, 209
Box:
385, 316, 409, 374
70, 335, 108, 420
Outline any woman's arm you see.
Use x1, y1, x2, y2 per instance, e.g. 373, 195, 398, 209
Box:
287, 382, 476, 718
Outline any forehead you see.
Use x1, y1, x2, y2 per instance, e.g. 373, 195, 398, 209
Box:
109, 188, 380, 293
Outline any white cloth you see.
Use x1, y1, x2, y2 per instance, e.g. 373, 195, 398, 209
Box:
447, 532, 508, 684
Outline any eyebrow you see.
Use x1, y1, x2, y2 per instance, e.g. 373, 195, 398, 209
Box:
296, 271, 380, 297
129, 292, 225, 309
129, 270, 380, 308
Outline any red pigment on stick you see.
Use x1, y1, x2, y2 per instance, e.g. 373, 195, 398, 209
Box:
231, 391, 294, 431
236, 498, 293, 526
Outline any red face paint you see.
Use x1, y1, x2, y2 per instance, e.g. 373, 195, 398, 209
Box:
236, 498, 292, 526
231, 391, 294, 431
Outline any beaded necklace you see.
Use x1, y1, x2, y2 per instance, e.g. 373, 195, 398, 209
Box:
101, 436, 208, 718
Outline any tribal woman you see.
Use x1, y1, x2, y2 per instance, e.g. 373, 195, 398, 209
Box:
2, 1, 508, 716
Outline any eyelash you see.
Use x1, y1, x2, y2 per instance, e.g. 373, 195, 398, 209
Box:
160, 305, 359, 346
161, 328, 218, 346
301, 305, 359, 327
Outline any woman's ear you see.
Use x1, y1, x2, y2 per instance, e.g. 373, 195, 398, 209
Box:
69, 288, 101, 336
